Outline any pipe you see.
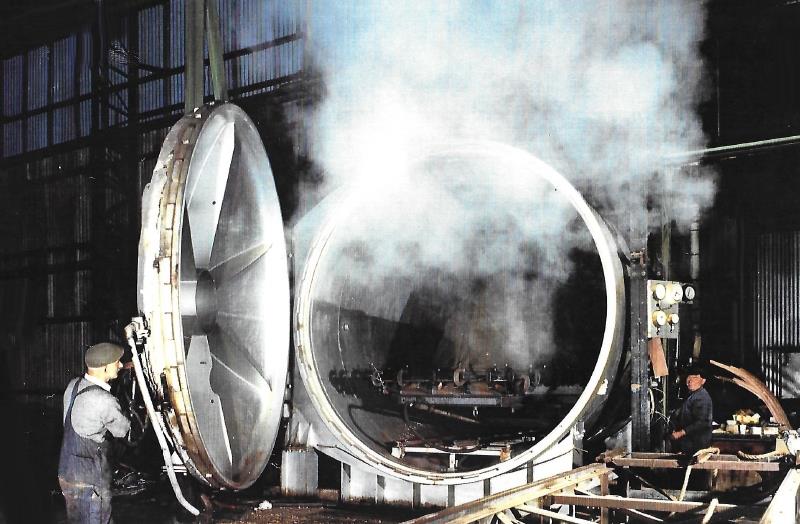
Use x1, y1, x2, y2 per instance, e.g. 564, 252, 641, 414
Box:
690, 221, 700, 282
690, 221, 701, 360
124, 320, 200, 517
665, 134, 800, 164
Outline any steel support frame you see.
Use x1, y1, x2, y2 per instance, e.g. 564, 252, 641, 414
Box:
628, 195, 651, 453
630, 254, 651, 452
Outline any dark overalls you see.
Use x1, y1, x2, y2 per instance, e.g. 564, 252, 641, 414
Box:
673, 386, 713, 455
58, 380, 114, 524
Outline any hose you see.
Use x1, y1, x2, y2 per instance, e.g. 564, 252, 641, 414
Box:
125, 322, 200, 516
122, 371, 149, 447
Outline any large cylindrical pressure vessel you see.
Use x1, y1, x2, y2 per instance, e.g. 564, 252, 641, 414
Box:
294, 142, 626, 484
138, 102, 626, 490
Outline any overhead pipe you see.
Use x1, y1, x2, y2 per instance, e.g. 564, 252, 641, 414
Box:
665, 134, 800, 164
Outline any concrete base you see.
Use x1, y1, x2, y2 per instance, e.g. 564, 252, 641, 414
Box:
278, 422, 576, 508
336, 435, 574, 509
281, 447, 319, 498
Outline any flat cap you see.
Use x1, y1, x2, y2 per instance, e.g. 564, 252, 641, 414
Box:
85, 342, 124, 368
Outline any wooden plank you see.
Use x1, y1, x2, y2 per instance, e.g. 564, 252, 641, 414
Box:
616, 507, 663, 522
701, 498, 719, 524
494, 511, 520, 524
550, 494, 736, 513
600, 472, 610, 524
573, 490, 664, 522
760, 468, 800, 523
515, 504, 596, 524
404, 464, 611, 524
613, 456, 782, 471
596, 447, 626, 463
628, 452, 738, 460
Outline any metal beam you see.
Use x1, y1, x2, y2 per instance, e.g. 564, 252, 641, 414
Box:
665, 134, 800, 164
205, 0, 227, 102
185, 0, 205, 114
630, 257, 651, 451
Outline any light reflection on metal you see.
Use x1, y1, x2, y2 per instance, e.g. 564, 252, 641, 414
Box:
137, 102, 289, 489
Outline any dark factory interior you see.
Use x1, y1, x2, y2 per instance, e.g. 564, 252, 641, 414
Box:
1, 1, 800, 523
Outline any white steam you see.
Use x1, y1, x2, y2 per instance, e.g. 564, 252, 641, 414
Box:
303, 1, 715, 375
306, 1, 715, 223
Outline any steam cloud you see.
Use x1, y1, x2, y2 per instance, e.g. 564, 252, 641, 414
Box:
306, 1, 715, 221
302, 2, 715, 376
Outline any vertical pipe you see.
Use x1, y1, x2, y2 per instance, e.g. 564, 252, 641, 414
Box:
205, 0, 227, 102
185, 0, 204, 114
690, 221, 701, 361
658, 209, 671, 450
690, 221, 700, 281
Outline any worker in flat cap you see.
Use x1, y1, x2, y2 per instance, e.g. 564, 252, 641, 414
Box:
58, 343, 131, 524
669, 363, 714, 455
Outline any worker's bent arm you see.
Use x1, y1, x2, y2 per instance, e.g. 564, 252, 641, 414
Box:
103, 397, 132, 438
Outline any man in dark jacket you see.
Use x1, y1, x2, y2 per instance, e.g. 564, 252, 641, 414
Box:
670, 364, 713, 455
58, 343, 131, 523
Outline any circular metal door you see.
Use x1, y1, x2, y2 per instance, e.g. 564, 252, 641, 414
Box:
137, 103, 290, 489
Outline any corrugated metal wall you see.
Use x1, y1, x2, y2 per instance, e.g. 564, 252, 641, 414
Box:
1, 0, 305, 158
0, 0, 307, 394
753, 231, 800, 398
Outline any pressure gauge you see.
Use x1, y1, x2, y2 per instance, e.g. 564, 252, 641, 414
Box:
652, 310, 667, 327
666, 283, 683, 303
668, 313, 679, 325
684, 285, 696, 301
652, 283, 667, 301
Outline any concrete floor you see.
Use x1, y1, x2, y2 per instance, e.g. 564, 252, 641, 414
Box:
45, 490, 424, 524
